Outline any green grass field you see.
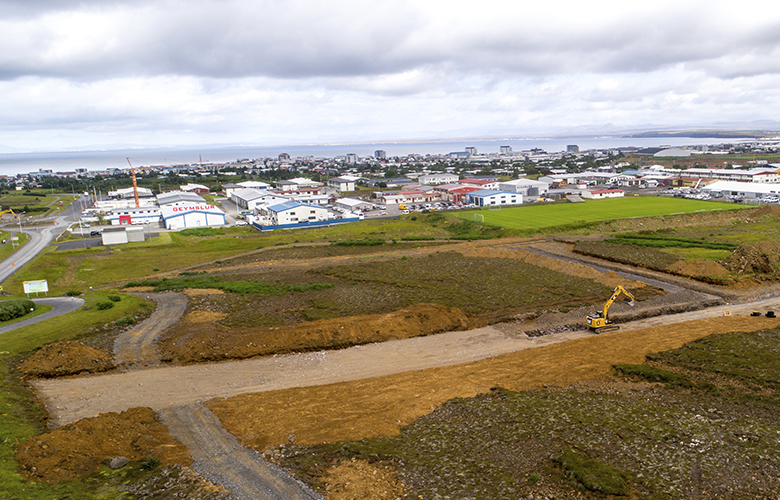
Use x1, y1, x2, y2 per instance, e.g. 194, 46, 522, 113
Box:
0, 292, 151, 499
455, 197, 742, 229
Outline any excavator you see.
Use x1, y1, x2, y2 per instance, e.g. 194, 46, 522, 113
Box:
586, 285, 635, 333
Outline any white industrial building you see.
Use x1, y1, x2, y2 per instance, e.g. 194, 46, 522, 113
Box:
108, 187, 154, 199
465, 190, 522, 207
335, 197, 374, 212
498, 178, 550, 197
107, 207, 161, 225
157, 191, 209, 207
101, 226, 145, 245
231, 188, 288, 211
703, 181, 780, 199
257, 201, 329, 226
160, 204, 226, 230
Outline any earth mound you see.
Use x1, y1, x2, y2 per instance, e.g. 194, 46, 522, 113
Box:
158, 303, 470, 364
668, 259, 730, 278
722, 241, 780, 274
17, 341, 114, 378
15, 407, 190, 482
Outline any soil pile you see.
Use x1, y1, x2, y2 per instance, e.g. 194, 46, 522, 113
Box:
723, 241, 780, 274
15, 407, 190, 482
158, 303, 471, 364
17, 341, 114, 377
668, 259, 730, 278
323, 459, 407, 500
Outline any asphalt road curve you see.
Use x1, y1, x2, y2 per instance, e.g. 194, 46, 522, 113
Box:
159, 404, 323, 500
0, 297, 85, 335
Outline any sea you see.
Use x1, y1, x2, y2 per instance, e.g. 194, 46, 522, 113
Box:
0, 136, 755, 177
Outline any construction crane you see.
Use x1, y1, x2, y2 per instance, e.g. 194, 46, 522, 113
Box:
0, 209, 16, 217
126, 158, 140, 208
586, 285, 635, 334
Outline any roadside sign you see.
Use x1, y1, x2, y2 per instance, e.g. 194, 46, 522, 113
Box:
23, 280, 49, 295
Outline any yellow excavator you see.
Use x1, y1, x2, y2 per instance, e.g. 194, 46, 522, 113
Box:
586, 285, 635, 333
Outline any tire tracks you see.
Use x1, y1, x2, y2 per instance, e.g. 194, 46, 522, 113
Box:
159, 404, 323, 500
113, 292, 188, 369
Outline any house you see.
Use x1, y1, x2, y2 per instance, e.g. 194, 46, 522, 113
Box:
458, 178, 500, 190
328, 176, 359, 192
418, 173, 459, 185
464, 190, 523, 207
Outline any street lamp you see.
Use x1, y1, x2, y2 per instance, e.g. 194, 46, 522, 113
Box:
89, 286, 94, 302
30, 307, 35, 322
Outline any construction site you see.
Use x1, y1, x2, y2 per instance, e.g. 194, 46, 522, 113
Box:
8, 204, 780, 499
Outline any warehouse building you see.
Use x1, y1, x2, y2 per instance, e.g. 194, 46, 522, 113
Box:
465, 190, 522, 207
160, 204, 226, 230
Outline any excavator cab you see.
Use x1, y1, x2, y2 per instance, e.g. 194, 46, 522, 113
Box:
587, 286, 635, 333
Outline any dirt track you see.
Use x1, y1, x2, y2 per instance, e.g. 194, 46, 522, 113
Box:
33, 294, 780, 429
159, 404, 322, 500
114, 292, 188, 368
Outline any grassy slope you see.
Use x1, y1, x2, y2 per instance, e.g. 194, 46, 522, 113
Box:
3, 219, 453, 294
456, 197, 742, 229
0, 292, 150, 499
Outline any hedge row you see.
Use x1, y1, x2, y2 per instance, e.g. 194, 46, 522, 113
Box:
0, 299, 35, 322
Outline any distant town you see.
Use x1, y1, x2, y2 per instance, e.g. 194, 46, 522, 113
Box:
4, 139, 780, 235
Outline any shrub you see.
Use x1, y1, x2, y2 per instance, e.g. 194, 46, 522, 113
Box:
557, 446, 629, 495
114, 316, 136, 327
65, 290, 82, 296
107, 295, 122, 302
332, 240, 385, 247
179, 227, 225, 237
96, 299, 115, 310
0, 299, 36, 322
613, 363, 693, 387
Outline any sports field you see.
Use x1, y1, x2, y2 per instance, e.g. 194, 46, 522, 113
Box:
455, 196, 743, 229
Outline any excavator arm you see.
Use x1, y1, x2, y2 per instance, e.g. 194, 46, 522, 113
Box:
587, 285, 635, 333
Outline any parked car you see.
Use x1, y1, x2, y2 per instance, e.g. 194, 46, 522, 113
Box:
89, 230, 102, 236
235, 220, 249, 226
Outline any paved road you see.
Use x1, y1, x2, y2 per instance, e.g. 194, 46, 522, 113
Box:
0, 195, 84, 284
160, 404, 323, 500
0, 297, 85, 334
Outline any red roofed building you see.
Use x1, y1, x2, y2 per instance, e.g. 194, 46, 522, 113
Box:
582, 188, 624, 199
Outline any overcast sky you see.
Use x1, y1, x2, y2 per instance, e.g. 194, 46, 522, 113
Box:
1, 0, 779, 152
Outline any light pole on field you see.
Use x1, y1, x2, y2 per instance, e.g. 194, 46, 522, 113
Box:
89, 286, 94, 302
30, 307, 35, 322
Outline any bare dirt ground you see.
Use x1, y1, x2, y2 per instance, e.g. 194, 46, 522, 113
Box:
114, 292, 188, 368
33, 295, 780, 430
159, 403, 322, 500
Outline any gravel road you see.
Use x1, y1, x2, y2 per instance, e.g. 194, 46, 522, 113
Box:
159, 404, 323, 500
33, 294, 780, 428
113, 292, 188, 368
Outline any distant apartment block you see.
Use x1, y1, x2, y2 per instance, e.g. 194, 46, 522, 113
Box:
465, 147, 478, 155
567, 145, 579, 153
374, 150, 387, 159
500, 145, 512, 154
278, 153, 291, 161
